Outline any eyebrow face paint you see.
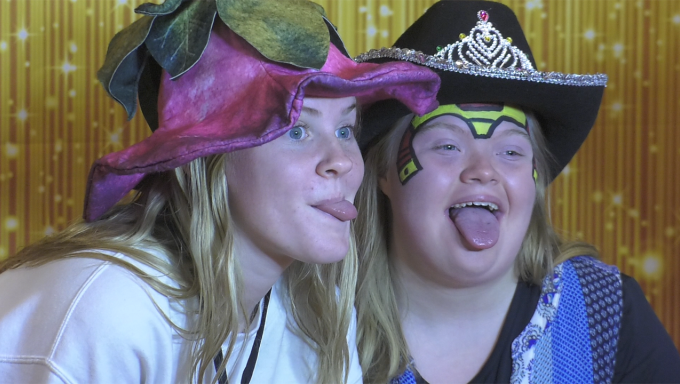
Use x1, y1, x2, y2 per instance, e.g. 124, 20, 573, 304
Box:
396, 103, 537, 184
412, 103, 527, 137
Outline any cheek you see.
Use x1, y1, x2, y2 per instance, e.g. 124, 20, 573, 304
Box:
391, 172, 445, 218
508, 177, 536, 216
349, 152, 365, 191
227, 175, 264, 216
406, 162, 457, 199
500, 158, 535, 190
227, 153, 286, 205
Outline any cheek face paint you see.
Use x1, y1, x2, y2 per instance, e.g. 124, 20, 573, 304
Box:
396, 124, 422, 184
397, 103, 537, 185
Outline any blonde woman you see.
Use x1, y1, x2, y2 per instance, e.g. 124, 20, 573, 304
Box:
0, 1, 440, 382
354, 1, 680, 383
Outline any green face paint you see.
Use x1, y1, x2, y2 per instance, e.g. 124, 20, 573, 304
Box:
396, 103, 537, 184
411, 104, 527, 137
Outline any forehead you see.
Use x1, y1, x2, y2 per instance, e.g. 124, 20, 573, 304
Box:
419, 114, 529, 139
300, 96, 357, 117
413, 103, 528, 139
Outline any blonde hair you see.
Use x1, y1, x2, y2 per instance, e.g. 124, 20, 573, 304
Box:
1, 154, 356, 384
354, 111, 598, 382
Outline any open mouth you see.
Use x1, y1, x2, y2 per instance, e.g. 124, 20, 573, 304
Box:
449, 201, 500, 249
450, 201, 499, 212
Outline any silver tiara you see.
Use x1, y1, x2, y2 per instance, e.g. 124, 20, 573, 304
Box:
355, 10, 607, 87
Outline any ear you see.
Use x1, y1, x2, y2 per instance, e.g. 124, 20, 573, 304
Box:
378, 175, 391, 198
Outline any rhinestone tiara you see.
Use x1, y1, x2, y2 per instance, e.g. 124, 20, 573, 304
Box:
355, 10, 607, 87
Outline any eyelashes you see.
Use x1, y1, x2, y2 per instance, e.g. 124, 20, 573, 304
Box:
287, 123, 356, 141
288, 126, 308, 140
335, 126, 354, 140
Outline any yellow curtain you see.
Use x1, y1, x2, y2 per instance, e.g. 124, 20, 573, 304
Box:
1, 0, 679, 347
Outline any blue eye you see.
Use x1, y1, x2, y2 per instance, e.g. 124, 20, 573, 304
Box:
438, 144, 458, 151
503, 150, 523, 157
288, 126, 307, 140
336, 127, 353, 139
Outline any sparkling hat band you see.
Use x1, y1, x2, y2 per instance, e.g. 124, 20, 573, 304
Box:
355, 10, 607, 87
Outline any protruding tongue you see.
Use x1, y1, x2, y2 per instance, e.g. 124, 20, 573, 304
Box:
315, 200, 357, 222
449, 206, 499, 249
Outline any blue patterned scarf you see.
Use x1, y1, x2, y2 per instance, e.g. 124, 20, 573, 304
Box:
392, 257, 623, 384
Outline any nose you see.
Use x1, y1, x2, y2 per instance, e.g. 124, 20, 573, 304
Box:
460, 151, 498, 184
316, 140, 354, 178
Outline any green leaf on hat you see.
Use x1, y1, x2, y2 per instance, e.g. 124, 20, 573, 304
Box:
217, 0, 329, 69
98, 0, 335, 120
307, 1, 328, 18
145, 0, 217, 79
97, 15, 155, 120
135, 0, 185, 16
323, 17, 349, 57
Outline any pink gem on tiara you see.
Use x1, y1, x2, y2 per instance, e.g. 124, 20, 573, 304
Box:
478, 10, 489, 22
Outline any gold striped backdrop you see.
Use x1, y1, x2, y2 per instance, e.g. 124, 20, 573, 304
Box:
1, 0, 679, 347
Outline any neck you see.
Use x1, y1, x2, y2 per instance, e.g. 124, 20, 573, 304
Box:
393, 257, 518, 326
234, 234, 293, 329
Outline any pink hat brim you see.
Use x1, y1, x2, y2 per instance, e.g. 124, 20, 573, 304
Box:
84, 23, 440, 221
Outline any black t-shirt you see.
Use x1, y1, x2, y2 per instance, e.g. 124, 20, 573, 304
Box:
465, 274, 680, 383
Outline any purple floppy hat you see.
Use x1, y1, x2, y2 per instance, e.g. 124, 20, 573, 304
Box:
84, 22, 440, 221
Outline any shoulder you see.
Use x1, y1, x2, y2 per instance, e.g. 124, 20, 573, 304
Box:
0, 256, 128, 354
562, 255, 621, 280
555, 258, 680, 382
556, 256, 623, 309
0, 251, 179, 334
0, 252, 189, 382
239, 280, 362, 383
521, 257, 623, 383
613, 274, 680, 382
545, 256, 623, 324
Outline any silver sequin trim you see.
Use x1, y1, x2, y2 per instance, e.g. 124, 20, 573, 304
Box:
355, 47, 608, 87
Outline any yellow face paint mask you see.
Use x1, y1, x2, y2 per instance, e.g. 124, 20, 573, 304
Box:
396, 104, 537, 184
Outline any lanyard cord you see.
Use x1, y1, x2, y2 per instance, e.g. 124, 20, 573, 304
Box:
213, 289, 272, 384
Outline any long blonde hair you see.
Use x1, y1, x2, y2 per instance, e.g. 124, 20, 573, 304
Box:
354, 111, 598, 382
1, 154, 357, 384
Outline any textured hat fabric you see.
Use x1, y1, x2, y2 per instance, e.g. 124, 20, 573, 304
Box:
84, 22, 440, 221
357, 0, 607, 180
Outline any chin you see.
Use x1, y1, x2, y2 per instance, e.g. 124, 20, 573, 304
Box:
466, 262, 514, 285
322, 240, 352, 264
303, 239, 351, 265
286, 223, 351, 264
443, 249, 513, 283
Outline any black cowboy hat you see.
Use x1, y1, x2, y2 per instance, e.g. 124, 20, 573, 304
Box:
357, 0, 607, 180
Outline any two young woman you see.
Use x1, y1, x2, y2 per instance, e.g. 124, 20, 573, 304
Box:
354, 1, 680, 383
2, 1, 678, 383
0, 1, 439, 382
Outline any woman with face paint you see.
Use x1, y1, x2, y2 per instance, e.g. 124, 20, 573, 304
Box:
0, 1, 440, 383
353, 1, 680, 383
